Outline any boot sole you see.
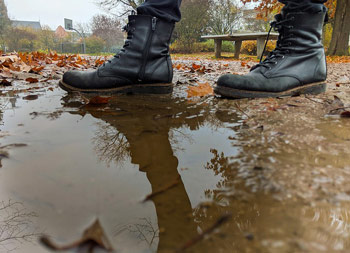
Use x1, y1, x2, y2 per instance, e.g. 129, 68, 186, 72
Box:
214, 82, 327, 99
59, 79, 173, 95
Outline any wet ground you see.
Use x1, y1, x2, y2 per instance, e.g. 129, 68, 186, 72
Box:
0, 58, 350, 253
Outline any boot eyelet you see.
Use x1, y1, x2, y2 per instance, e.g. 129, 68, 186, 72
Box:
274, 62, 278, 65
291, 16, 295, 21
281, 56, 285, 59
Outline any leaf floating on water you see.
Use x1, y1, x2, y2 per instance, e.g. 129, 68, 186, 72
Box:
340, 111, 350, 118
0, 79, 12, 86
187, 82, 214, 98
23, 95, 39, 101
25, 77, 39, 83
40, 219, 114, 252
88, 96, 112, 105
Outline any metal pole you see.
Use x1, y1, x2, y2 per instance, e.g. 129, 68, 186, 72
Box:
71, 28, 86, 54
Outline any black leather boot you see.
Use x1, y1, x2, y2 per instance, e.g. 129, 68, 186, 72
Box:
59, 14, 175, 94
215, 9, 327, 98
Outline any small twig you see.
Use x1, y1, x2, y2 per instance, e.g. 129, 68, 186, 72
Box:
143, 175, 181, 202
234, 102, 250, 119
329, 106, 350, 114
304, 95, 324, 104
285, 103, 301, 107
176, 213, 232, 252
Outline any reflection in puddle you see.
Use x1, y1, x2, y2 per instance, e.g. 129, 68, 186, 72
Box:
0, 200, 39, 251
0, 88, 350, 252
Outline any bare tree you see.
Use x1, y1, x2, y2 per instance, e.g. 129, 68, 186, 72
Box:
91, 14, 124, 52
0, 200, 40, 252
208, 0, 242, 34
92, 122, 130, 167
114, 218, 159, 248
95, 0, 144, 16
75, 22, 91, 38
174, 0, 212, 52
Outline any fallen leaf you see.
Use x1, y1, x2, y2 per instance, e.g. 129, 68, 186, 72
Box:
336, 76, 350, 87
95, 58, 105, 67
23, 95, 39, 101
0, 71, 12, 78
88, 96, 111, 105
192, 63, 201, 70
9, 63, 20, 72
187, 82, 214, 98
25, 77, 39, 83
340, 111, 350, 118
0, 55, 19, 62
0, 79, 12, 86
30, 66, 45, 74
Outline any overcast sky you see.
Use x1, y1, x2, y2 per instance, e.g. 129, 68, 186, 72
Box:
5, 0, 109, 30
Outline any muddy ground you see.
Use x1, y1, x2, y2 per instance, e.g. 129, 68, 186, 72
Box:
0, 55, 350, 253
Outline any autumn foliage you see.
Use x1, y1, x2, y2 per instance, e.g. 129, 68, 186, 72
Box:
241, 0, 337, 19
0, 51, 107, 86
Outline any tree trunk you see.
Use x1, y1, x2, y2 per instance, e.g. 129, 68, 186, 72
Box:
328, 0, 350, 56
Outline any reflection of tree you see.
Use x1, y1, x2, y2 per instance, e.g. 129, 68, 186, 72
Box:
61, 94, 226, 167
92, 122, 130, 167
115, 218, 159, 248
61, 94, 248, 252
0, 200, 39, 251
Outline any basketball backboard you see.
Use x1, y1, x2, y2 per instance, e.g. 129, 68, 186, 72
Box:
64, 18, 73, 30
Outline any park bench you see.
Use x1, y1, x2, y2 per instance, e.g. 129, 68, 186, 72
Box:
201, 32, 279, 59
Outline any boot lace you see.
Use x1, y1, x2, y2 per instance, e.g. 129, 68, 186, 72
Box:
251, 15, 294, 71
252, 1, 328, 71
102, 11, 136, 66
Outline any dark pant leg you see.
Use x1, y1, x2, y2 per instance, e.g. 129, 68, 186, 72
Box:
279, 0, 328, 12
137, 0, 182, 22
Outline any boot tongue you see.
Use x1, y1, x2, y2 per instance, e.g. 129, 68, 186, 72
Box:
280, 9, 286, 18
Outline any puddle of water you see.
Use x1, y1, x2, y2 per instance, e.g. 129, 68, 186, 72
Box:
0, 84, 350, 252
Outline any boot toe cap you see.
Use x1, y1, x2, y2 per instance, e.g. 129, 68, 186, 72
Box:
217, 73, 301, 93
62, 70, 96, 89
217, 74, 252, 90
63, 70, 85, 88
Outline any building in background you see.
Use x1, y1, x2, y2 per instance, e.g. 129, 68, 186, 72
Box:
11, 20, 42, 30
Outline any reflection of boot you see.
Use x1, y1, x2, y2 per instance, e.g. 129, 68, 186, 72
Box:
60, 14, 175, 94
215, 7, 327, 98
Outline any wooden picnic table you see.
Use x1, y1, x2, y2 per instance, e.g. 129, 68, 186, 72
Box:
201, 32, 279, 59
